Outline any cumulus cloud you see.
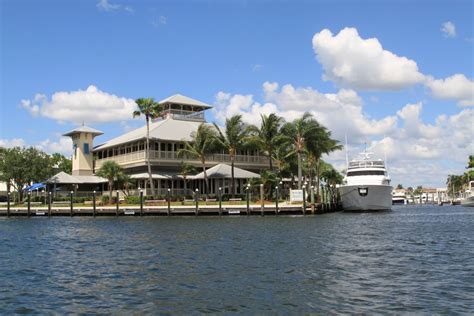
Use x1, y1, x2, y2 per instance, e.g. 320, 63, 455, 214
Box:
21, 85, 137, 124
96, 0, 121, 11
425, 74, 474, 106
0, 138, 26, 148
312, 27, 425, 90
36, 137, 73, 156
441, 21, 456, 38
214, 82, 473, 187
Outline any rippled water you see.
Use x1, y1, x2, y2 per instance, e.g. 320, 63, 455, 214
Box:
1, 205, 473, 314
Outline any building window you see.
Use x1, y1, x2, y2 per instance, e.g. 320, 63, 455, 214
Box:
73, 144, 77, 158
84, 143, 90, 155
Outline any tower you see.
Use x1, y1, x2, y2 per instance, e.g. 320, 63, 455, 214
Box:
63, 125, 103, 176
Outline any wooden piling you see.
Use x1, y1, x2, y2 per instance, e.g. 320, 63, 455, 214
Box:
246, 185, 250, 215
7, 192, 10, 217
302, 185, 306, 215
260, 184, 264, 216
139, 189, 143, 216
27, 191, 31, 217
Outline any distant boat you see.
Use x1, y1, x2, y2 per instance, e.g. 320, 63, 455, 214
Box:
392, 190, 407, 205
460, 181, 474, 207
338, 151, 392, 211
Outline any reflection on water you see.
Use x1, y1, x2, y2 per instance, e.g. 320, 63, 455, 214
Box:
0, 206, 473, 314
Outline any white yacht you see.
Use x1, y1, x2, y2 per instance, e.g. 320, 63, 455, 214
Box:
339, 152, 392, 211
460, 181, 474, 207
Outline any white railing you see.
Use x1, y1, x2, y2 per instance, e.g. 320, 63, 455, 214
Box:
96, 150, 269, 167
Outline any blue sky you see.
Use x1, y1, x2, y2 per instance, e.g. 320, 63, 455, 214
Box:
1, 0, 473, 187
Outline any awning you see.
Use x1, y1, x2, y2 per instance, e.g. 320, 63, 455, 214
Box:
24, 183, 46, 191
192, 163, 260, 179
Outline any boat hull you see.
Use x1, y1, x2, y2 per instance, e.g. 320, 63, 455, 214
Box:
461, 196, 474, 207
339, 184, 392, 211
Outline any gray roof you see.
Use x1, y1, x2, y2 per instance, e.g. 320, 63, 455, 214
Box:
130, 172, 183, 180
63, 125, 104, 137
192, 164, 260, 179
159, 94, 212, 109
94, 117, 214, 150
45, 171, 107, 184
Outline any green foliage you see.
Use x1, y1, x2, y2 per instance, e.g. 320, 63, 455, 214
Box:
96, 161, 124, 202
101, 195, 110, 204
50, 153, 72, 173
396, 184, 404, 189
468, 155, 474, 169
125, 196, 140, 204
413, 185, 423, 196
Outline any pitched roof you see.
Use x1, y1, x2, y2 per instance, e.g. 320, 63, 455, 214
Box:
130, 172, 183, 180
94, 117, 213, 150
192, 164, 260, 179
159, 94, 212, 109
63, 125, 104, 137
45, 171, 107, 184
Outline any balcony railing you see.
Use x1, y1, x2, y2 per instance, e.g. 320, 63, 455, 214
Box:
95, 150, 269, 168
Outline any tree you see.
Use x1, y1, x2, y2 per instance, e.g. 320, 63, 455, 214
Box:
272, 142, 295, 179
320, 163, 343, 187
133, 97, 164, 197
256, 170, 278, 200
50, 153, 72, 173
468, 155, 474, 169
117, 173, 133, 196
96, 161, 124, 202
306, 125, 342, 198
281, 113, 323, 189
396, 184, 404, 190
213, 115, 248, 197
247, 113, 285, 171
179, 162, 196, 197
0, 147, 54, 202
177, 124, 218, 198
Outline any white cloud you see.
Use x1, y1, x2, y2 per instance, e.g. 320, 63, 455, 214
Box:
21, 85, 137, 124
425, 74, 474, 106
441, 21, 456, 38
0, 138, 26, 148
151, 15, 167, 27
312, 27, 425, 90
252, 64, 263, 72
96, 0, 121, 11
214, 82, 473, 187
36, 137, 73, 156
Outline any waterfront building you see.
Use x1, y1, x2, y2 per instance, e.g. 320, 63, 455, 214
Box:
50, 94, 265, 196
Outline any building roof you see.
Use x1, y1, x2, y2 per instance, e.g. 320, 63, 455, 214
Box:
192, 163, 260, 179
45, 171, 107, 184
130, 172, 183, 180
94, 117, 213, 150
63, 125, 104, 137
159, 94, 212, 109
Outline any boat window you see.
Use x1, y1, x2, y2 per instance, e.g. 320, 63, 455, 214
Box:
347, 170, 385, 176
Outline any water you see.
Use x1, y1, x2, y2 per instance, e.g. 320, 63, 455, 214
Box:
1, 205, 473, 314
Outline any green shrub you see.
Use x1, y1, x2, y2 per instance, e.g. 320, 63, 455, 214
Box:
125, 196, 140, 204
101, 195, 110, 204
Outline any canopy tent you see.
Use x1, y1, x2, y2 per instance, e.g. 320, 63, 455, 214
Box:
192, 163, 260, 179
24, 183, 46, 191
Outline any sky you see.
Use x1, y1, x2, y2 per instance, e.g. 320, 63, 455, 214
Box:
0, 0, 473, 188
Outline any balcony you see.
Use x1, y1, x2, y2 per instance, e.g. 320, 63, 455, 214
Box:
95, 150, 269, 169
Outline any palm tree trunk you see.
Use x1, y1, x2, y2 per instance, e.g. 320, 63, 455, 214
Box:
297, 150, 302, 189
146, 116, 155, 197
109, 180, 113, 204
202, 162, 208, 199
231, 155, 235, 198
316, 158, 321, 200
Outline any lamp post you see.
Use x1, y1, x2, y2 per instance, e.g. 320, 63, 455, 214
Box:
275, 185, 279, 215
310, 185, 315, 213
260, 183, 264, 216
218, 187, 222, 216
48, 192, 52, 217
93, 190, 96, 217
70, 190, 74, 216
27, 191, 31, 217
7, 192, 10, 217
246, 184, 250, 216
195, 188, 199, 215
167, 188, 171, 216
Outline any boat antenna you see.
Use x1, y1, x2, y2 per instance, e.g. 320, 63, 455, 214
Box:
345, 133, 349, 167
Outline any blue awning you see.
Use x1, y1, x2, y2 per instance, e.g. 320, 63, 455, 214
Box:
24, 183, 46, 191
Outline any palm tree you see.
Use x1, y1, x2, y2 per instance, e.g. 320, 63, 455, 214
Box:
96, 160, 124, 202
468, 155, 474, 169
247, 113, 285, 171
177, 124, 218, 198
272, 142, 295, 179
306, 126, 342, 198
132, 97, 164, 197
213, 115, 248, 197
179, 162, 196, 197
281, 113, 322, 189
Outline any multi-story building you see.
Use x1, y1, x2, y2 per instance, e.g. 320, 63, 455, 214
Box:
90, 94, 264, 196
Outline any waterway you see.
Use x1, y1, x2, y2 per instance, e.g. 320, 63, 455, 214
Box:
0, 205, 473, 314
